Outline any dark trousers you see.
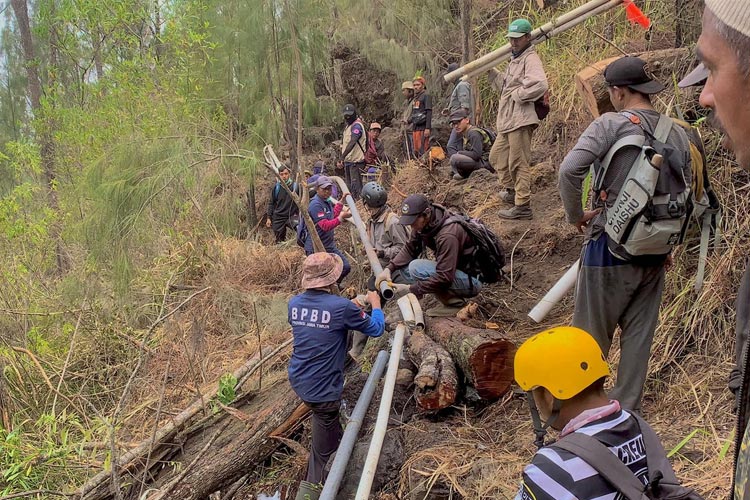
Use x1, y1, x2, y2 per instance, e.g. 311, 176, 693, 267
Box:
271, 215, 297, 243
344, 162, 365, 200
305, 400, 343, 484
450, 153, 493, 178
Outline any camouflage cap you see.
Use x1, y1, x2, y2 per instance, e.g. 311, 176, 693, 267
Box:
301, 252, 343, 289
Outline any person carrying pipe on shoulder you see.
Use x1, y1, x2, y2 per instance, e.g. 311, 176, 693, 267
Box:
288, 253, 385, 500
375, 193, 482, 317
513, 326, 699, 500
558, 56, 692, 413
447, 109, 496, 180
337, 104, 367, 200
349, 181, 411, 359
303, 175, 352, 285
490, 18, 548, 220
266, 164, 302, 243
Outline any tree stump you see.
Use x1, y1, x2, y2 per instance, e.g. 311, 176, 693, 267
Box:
407, 328, 458, 410
574, 48, 691, 118
425, 318, 516, 401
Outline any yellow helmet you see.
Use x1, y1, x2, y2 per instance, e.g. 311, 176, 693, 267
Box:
514, 326, 610, 400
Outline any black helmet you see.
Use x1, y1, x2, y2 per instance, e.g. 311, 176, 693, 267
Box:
362, 182, 387, 208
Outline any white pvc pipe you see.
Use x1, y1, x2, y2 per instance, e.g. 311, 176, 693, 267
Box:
408, 294, 424, 328
319, 350, 389, 500
461, 0, 622, 80
354, 323, 408, 500
528, 259, 581, 323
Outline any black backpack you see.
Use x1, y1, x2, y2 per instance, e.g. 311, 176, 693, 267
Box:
444, 214, 505, 284
552, 412, 704, 500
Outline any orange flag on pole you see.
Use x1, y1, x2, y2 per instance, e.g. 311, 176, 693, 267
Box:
623, 0, 651, 29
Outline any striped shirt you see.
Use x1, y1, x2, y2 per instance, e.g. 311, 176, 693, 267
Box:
515, 409, 649, 500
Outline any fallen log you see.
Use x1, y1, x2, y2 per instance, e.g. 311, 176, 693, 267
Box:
407, 329, 458, 410
425, 318, 516, 401
574, 48, 691, 118
157, 379, 302, 499
76, 340, 292, 499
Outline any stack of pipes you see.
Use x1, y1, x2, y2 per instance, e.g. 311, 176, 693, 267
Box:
444, 0, 624, 82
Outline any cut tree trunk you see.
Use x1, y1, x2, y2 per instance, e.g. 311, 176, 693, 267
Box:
574, 48, 691, 118
156, 387, 301, 499
425, 318, 516, 401
407, 329, 458, 410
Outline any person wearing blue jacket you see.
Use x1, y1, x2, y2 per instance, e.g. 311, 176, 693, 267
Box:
289, 252, 385, 499
304, 175, 352, 284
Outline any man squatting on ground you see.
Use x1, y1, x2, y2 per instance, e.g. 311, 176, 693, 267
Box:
304, 175, 352, 284
443, 62, 474, 158
375, 194, 482, 317
349, 182, 410, 359
266, 165, 301, 243
447, 109, 495, 180
338, 104, 368, 200
514, 326, 691, 500
680, 1, 750, 497
288, 253, 384, 499
488, 18, 548, 220
558, 56, 692, 412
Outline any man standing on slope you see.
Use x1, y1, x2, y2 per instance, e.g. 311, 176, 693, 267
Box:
266, 165, 301, 243
681, 1, 750, 497
289, 253, 385, 500
410, 76, 432, 159
489, 18, 548, 220
304, 175, 352, 285
558, 56, 691, 412
338, 104, 367, 199
401, 81, 416, 158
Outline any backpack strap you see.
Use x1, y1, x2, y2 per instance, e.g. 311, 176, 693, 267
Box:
552, 433, 649, 500
593, 135, 645, 192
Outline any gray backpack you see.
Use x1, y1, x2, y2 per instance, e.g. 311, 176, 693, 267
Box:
594, 112, 691, 260
552, 413, 703, 500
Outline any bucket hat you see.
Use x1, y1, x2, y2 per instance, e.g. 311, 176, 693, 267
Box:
301, 253, 343, 289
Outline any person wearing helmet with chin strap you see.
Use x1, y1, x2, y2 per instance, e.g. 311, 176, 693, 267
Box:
348, 181, 411, 359
514, 327, 696, 500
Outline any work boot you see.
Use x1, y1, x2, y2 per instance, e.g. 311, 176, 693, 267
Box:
425, 294, 467, 317
499, 189, 515, 204
295, 480, 322, 500
499, 203, 532, 220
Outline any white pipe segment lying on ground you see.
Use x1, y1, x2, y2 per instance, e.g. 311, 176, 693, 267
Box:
319, 350, 389, 500
354, 322, 409, 500
460, 0, 623, 81
444, 0, 623, 82
528, 259, 580, 323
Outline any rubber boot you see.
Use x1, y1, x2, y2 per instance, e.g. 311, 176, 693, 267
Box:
295, 480, 322, 500
425, 292, 466, 317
